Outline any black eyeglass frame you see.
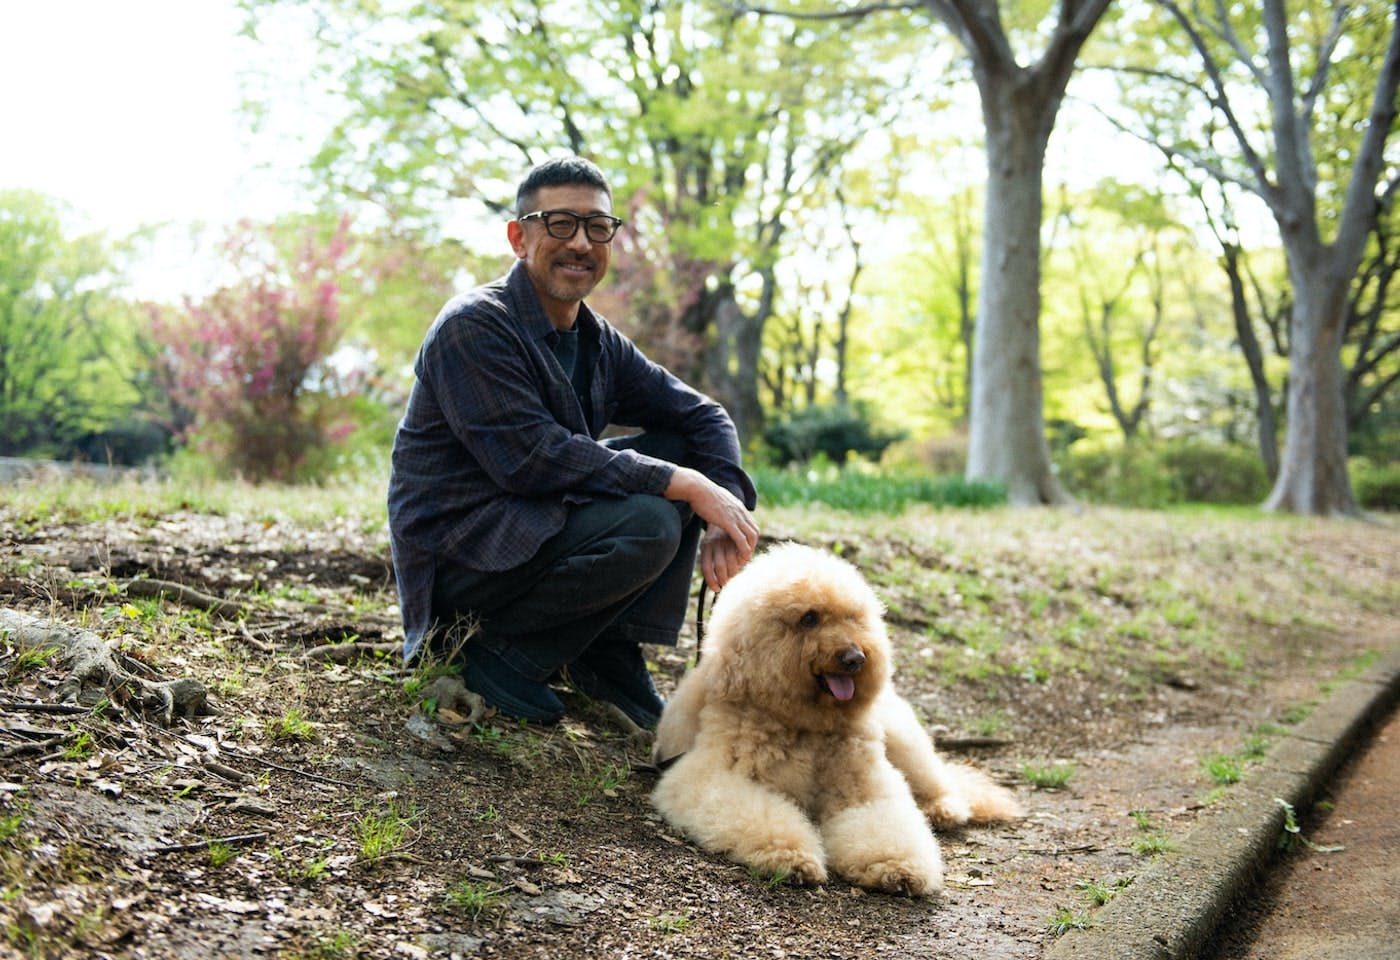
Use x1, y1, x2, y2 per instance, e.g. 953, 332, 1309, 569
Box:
518, 209, 624, 243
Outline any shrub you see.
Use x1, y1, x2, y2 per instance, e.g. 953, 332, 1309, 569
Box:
1353, 458, 1400, 510
1057, 439, 1270, 507
763, 403, 906, 467
1055, 442, 1181, 508
1161, 441, 1269, 505
146, 216, 357, 482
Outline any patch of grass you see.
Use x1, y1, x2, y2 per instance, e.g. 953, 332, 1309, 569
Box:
1046, 906, 1092, 937
355, 799, 416, 862
7, 645, 59, 676
443, 879, 508, 920
1020, 760, 1075, 790
270, 708, 316, 742
649, 912, 693, 934
0, 804, 27, 845
1279, 702, 1315, 725
1201, 752, 1245, 786
60, 728, 94, 761
4, 921, 39, 957
1075, 876, 1132, 906
1129, 810, 1177, 858
207, 841, 237, 867
574, 762, 630, 807
967, 710, 1010, 737
751, 464, 1006, 513
287, 929, 360, 960
747, 866, 791, 889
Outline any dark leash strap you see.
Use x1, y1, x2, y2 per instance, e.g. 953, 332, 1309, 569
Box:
694, 580, 709, 664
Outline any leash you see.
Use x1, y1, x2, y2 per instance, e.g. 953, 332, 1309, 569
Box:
694, 580, 709, 664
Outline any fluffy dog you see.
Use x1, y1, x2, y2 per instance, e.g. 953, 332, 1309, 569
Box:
651, 542, 1021, 896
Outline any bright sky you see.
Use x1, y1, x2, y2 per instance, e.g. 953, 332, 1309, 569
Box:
0, 1, 314, 294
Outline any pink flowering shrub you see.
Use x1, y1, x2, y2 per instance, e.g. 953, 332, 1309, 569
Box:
147, 216, 356, 482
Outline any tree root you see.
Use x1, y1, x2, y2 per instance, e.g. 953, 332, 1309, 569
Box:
1, 608, 211, 724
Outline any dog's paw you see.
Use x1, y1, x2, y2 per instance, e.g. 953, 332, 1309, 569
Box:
919, 793, 973, 829
847, 858, 942, 898
748, 848, 828, 887
967, 784, 1024, 823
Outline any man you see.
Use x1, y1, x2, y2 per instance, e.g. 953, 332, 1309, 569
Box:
387, 156, 759, 729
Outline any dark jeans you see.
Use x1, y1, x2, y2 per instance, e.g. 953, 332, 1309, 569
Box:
429, 432, 703, 681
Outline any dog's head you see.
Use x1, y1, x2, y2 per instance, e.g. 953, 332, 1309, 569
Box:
703, 542, 890, 727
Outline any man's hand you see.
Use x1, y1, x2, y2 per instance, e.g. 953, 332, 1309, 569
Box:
664, 467, 759, 590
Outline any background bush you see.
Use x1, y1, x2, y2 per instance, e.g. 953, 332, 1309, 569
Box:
1352, 458, 1400, 510
762, 403, 906, 467
1055, 439, 1269, 508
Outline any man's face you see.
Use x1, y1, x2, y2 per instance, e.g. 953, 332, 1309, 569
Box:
507, 183, 614, 328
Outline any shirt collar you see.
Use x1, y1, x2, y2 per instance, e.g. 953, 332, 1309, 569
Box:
506, 260, 602, 344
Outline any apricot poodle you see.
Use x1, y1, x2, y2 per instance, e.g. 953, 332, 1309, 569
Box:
651, 542, 1021, 896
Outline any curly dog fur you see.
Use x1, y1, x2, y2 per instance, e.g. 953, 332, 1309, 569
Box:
651, 542, 1022, 896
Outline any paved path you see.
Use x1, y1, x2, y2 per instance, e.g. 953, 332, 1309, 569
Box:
1206, 701, 1400, 959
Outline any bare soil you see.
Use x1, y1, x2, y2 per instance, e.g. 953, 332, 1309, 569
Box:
1, 498, 1397, 960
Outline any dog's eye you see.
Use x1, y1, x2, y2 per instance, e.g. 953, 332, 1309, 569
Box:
798, 609, 820, 628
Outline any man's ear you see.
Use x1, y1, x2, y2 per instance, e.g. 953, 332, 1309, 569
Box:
507, 218, 527, 258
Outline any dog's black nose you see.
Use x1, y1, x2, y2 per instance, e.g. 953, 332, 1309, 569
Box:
838, 646, 865, 673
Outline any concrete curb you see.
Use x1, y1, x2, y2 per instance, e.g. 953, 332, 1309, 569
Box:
1047, 642, 1400, 960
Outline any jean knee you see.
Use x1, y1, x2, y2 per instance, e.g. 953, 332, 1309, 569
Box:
630, 494, 684, 556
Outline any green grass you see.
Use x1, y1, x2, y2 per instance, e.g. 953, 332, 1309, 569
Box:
443, 879, 508, 920
1021, 760, 1076, 790
355, 800, 416, 862
1129, 810, 1178, 858
1046, 906, 1092, 937
751, 464, 1005, 512
649, 912, 693, 934
1075, 876, 1132, 906
1201, 752, 1245, 785
269, 709, 316, 742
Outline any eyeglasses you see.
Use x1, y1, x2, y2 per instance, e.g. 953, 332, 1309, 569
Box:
518, 209, 624, 243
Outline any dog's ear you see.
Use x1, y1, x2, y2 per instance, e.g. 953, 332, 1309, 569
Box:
704, 645, 746, 702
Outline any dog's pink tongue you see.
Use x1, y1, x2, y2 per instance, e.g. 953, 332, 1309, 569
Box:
824, 674, 856, 701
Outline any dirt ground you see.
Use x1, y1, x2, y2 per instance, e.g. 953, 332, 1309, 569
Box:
1, 499, 1397, 960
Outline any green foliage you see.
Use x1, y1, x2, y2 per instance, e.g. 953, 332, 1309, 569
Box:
1352, 458, 1400, 510
763, 403, 906, 467
443, 879, 508, 920
1046, 906, 1092, 938
1020, 760, 1076, 790
752, 463, 1005, 513
1201, 752, 1244, 786
1160, 441, 1269, 504
0, 189, 144, 459
1057, 439, 1268, 507
1055, 441, 1181, 508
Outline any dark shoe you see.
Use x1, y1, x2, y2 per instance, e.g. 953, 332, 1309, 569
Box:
460, 644, 565, 725
566, 639, 664, 729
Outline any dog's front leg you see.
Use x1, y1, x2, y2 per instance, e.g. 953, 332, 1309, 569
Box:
818, 754, 945, 897
876, 691, 1023, 827
652, 751, 828, 886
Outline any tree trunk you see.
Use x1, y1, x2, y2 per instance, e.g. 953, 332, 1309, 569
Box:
1221, 244, 1281, 481
1263, 269, 1357, 515
965, 81, 1070, 505
701, 283, 765, 444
